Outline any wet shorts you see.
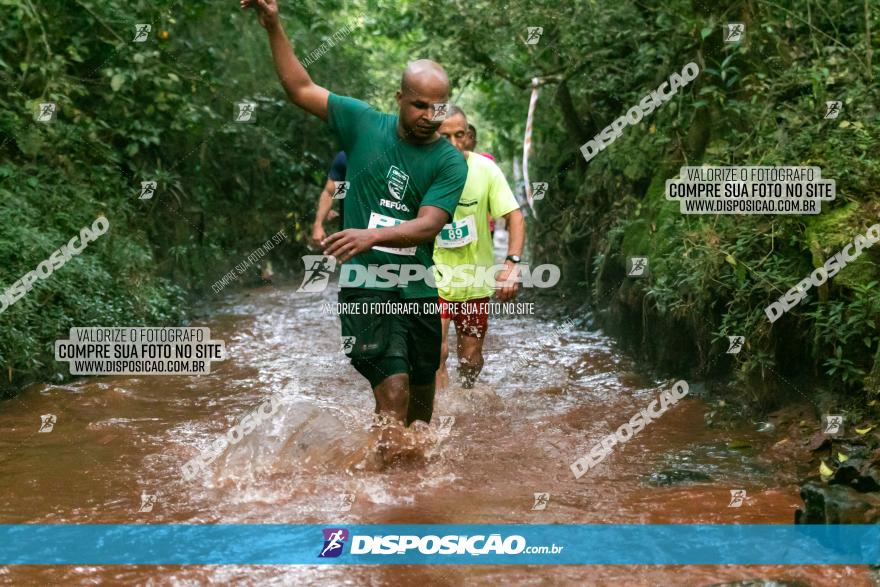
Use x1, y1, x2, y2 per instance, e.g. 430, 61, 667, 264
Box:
439, 296, 490, 338
338, 288, 441, 389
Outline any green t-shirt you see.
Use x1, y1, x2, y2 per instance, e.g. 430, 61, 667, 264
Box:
432, 152, 520, 301
327, 93, 468, 299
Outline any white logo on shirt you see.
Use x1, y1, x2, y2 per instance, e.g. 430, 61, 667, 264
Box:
380, 198, 410, 212
386, 166, 410, 201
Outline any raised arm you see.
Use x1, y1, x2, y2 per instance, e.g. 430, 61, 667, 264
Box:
321, 206, 450, 264
241, 0, 329, 121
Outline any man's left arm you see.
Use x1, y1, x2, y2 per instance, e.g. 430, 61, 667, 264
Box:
496, 208, 525, 301
322, 206, 448, 263
322, 150, 466, 263
487, 163, 525, 301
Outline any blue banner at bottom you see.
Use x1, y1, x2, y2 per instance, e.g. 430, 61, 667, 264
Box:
2, 524, 879, 565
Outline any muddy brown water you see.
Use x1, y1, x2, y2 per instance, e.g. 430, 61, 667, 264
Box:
0, 284, 876, 586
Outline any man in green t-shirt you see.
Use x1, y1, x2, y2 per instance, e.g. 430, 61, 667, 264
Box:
434, 106, 526, 389
244, 0, 468, 431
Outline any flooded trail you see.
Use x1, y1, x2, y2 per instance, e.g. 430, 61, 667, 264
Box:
0, 284, 877, 586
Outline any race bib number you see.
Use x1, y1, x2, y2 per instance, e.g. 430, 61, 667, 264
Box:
436, 215, 478, 248
367, 212, 417, 256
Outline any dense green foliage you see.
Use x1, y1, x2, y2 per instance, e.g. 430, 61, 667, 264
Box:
0, 0, 369, 392
399, 0, 880, 408
2, 0, 878, 410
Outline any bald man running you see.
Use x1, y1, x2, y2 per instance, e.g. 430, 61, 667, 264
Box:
244, 0, 467, 433
434, 106, 525, 389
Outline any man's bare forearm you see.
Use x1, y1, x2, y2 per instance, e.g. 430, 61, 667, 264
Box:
266, 23, 306, 98
370, 217, 443, 248
367, 207, 449, 248
314, 187, 334, 225
505, 209, 526, 257
321, 207, 449, 263
264, 22, 329, 120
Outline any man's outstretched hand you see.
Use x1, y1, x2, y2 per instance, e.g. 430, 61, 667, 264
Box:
322, 229, 377, 264
495, 263, 520, 302
240, 0, 280, 29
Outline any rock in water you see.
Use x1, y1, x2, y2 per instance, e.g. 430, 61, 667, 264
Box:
646, 469, 712, 486
796, 482, 880, 524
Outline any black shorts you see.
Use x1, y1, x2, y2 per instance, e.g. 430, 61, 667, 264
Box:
338, 288, 441, 389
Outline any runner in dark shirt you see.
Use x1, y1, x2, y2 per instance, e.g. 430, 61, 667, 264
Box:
311, 151, 347, 246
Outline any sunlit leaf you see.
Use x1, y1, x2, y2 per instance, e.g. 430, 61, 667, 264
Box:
110, 74, 125, 92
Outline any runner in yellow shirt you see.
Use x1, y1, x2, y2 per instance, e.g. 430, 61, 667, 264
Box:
434, 105, 526, 389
